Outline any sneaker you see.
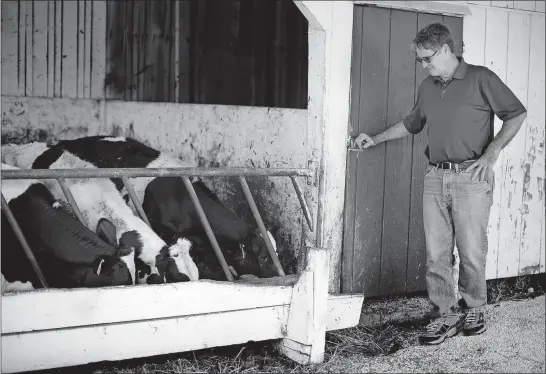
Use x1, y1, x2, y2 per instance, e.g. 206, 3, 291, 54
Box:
419, 313, 465, 345
463, 308, 486, 335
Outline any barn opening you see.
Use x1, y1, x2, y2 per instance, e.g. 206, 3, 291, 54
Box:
104, 0, 309, 109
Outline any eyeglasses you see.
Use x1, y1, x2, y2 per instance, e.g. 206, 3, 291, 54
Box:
416, 49, 439, 64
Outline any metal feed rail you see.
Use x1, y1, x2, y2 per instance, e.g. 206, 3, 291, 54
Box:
1, 167, 314, 286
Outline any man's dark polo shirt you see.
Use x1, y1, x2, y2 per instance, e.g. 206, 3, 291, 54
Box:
403, 57, 527, 163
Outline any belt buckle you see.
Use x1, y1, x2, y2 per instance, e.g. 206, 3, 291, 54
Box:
443, 162, 458, 171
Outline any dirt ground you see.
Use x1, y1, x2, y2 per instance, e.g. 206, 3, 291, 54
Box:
319, 295, 546, 373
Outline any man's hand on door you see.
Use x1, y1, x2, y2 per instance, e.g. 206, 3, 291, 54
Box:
355, 133, 376, 149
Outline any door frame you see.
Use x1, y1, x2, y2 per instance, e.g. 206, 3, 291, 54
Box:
353, 1, 471, 18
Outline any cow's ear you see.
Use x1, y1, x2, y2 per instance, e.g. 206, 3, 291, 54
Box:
96, 218, 118, 247
117, 246, 133, 257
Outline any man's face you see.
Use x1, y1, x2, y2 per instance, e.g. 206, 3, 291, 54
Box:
415, 45, 447, 77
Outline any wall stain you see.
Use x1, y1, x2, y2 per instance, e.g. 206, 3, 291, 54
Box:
1, 128, 49, 145
538, 177, 544, 201
520, 264, 541, 275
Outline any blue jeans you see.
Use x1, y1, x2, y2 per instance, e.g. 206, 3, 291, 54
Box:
423, 163, 493, 315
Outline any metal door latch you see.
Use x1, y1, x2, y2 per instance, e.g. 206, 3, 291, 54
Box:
347, 137, 362, 152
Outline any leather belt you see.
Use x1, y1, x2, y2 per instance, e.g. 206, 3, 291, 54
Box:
429, 160, 475, 172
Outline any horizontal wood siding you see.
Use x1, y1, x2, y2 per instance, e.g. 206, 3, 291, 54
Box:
463, 5, 545, 278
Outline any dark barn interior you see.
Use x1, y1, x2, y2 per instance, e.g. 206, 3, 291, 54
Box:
104, 0, 309, 109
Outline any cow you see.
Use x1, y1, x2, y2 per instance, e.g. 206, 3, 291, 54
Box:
1, 145, 199, 285
48, 135, 280, 279
1, 164, 133, 291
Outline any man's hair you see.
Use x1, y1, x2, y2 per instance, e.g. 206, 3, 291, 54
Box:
412, 22, 455, 53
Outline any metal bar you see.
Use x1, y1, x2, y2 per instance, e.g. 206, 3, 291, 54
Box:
290, 176, 314, 232
122, 176, 152, 227
57, 178, 86, 225
1, 194, 49, 288
238, 176, 285, 276
1, 167, 314, 180
181, 176, 234, 281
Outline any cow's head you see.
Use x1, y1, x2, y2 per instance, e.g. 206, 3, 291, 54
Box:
92, 254, 133, 287
232, 229, 279, 278
156, 238, 199, 283
183, 230, 279, 281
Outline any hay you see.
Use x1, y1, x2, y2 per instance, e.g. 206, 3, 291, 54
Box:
487, 274, 545, 304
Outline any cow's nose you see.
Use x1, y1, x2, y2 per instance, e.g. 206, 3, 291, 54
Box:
166, 272, 191, 283
146, 274, 164, 284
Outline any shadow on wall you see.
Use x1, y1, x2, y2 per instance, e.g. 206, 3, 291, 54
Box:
201, 174, 301, 275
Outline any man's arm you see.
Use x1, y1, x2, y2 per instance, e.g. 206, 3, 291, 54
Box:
466, 111, 527, 181
355, 120, 411, 149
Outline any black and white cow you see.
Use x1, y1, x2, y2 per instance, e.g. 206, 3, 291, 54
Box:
1, 164, 133, 292
48, 135, 280, 279
1, 144, 199, 285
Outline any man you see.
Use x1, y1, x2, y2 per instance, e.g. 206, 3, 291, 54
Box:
355, 22, 527, 345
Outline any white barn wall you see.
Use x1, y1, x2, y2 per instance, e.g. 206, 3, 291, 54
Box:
497, 11, 531, 277
296, 1, 354, 292
481, 7, 510, 281
321, 2, 354, 293
462, 4, 546, 279
520, 13, 546, 275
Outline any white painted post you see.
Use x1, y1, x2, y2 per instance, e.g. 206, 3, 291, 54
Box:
279, 246, 330, 364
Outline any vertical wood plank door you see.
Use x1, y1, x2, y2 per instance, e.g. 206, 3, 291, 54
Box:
342, 6, 463, 296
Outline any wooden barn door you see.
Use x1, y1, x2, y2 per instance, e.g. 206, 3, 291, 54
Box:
342, 6, 464, 296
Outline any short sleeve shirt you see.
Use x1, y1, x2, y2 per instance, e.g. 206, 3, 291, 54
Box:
402, 57, 527, 163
